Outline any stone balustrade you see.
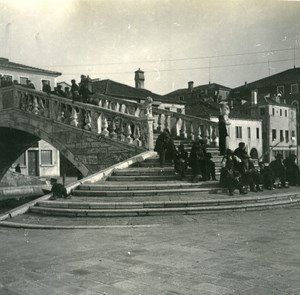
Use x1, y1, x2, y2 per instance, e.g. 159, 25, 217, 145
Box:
2, 86, 154, 150
152, 108, 218, 146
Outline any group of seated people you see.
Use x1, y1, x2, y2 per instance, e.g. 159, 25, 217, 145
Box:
220, 142, 300, 196
154, 131, 300, 195
154, 129, 216, 182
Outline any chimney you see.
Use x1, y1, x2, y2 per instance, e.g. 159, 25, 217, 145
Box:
188, 81, 194, 92
245, 81, 248, 88
251, 89, 257, 105
134, 68, 145, 89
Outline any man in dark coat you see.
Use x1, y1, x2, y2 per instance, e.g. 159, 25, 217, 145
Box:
238, 156, 262, 192
174, 143, 189, 179
154, 129, 176, 167
218, 115, 228, 156
42, 81, 51, 94
205, 153, 216, 181
259, 161, 275, 190
269, 153, 288, 188
50, 178, 69, 200
283, 154, 300, 186
71, 79, 79, 98
189, 139, 206, 182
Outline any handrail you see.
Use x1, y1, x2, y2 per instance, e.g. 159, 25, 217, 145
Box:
0, 85, 155, 150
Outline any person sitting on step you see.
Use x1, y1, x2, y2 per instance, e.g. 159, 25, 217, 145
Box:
269, 153, 288, 188
189, 139, 206, 182
174, 143, 189, 180
238, 155, 263, 192
204, 153, 217, 181
154, 129, 176, 168
50, 178, 69, 200
221, 160, 247, 196
259, 161, 275, 190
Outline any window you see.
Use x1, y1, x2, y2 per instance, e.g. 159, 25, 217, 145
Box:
177, 108, 182, 114
280, 109, 282, 116
165, 107, 170, 111
41, 150, 53, 165
179, 96, 184, 101
272, 108, 275, 116
285, 109, 287, 117
260, 108, 265, 115
236, 126, 242, 139
256, 128, 260, 139
20, 77, 29, 85
14, 152, 26, 166
280, 130, 284, 142
3, 74, 13, 81
247, 127, 251, 139
291, 84, 298, 94
272, 129, 276, 141
42, 79, 50, 85
277, 85, 284, 94
292, 130, 296, 138
285, 130, 289, 143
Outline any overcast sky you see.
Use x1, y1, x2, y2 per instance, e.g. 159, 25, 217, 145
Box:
1, 0, 300, 94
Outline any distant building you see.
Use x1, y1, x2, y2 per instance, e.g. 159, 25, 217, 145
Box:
232, 92, 297, 162
230, 67, 300, 143
164, 81, 231, 104
0, 57, 61, 91
0, 57, 62, 177
13, 140, 60, 177
57, 81, 71, 91
186, 101, 263, 158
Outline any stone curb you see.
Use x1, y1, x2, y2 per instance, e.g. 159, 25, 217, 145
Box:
0, 221, 161, 230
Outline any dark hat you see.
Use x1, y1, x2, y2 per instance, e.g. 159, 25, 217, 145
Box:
238, 142, 246, 148
226, 149, 233, 155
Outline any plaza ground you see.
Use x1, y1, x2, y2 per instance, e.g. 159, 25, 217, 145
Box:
1, 206, 300, 295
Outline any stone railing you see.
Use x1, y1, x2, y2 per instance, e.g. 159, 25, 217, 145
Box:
152, 108, 219, 146
1, 86, 154, 150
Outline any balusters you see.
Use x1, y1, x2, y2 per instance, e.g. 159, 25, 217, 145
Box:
180, 119, 187, 139
77, 109, 85, 129
118, 120, 126, 141
125, 123, 133, 144
70, 107, 79, 127
133, 124, 141, 146
188, 122, 195, 141
157, 113, 162, 132
109, 119, 117, 139
84, 111, 92, 131
164, 114, 170, 132
101, 116, 109, 136
90, 110, 99, 133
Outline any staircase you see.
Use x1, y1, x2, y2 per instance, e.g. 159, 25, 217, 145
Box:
28, 141, 300, 218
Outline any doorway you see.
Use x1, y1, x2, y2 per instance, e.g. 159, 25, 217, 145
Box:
28, 150, 39, 176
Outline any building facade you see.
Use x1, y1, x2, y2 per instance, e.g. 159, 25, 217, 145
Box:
0, 57, 62, 177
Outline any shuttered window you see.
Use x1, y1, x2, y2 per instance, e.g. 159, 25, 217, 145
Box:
41, 150, 53, 165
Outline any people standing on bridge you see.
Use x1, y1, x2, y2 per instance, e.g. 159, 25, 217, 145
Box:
64, 87, 72, 99
56, 85, 65, 97
26, 80, 35, 89
49, 178, 69, 200
269, 153, 288, 188
79, 75, 90, 103
15, 163, 21, 173
71, 79, 79, 98
154, 129, 176, 168
283, 154, 300, 186
42, 81, 51, 94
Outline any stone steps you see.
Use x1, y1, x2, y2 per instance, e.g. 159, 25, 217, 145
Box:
29, 194, 300, 217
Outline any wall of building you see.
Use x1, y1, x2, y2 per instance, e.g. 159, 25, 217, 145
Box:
13, 140, 60, 177
211, 116, 263, 158
267, 105, 297, 161
0, 67, 57, 91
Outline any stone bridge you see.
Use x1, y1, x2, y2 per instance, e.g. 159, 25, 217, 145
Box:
0, 85, 218, 180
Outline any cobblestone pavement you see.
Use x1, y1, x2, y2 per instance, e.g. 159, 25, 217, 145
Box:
1, 207, 300, 295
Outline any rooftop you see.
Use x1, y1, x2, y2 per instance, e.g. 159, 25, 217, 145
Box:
0, 57, 61, 77
92, 79, 182, 104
